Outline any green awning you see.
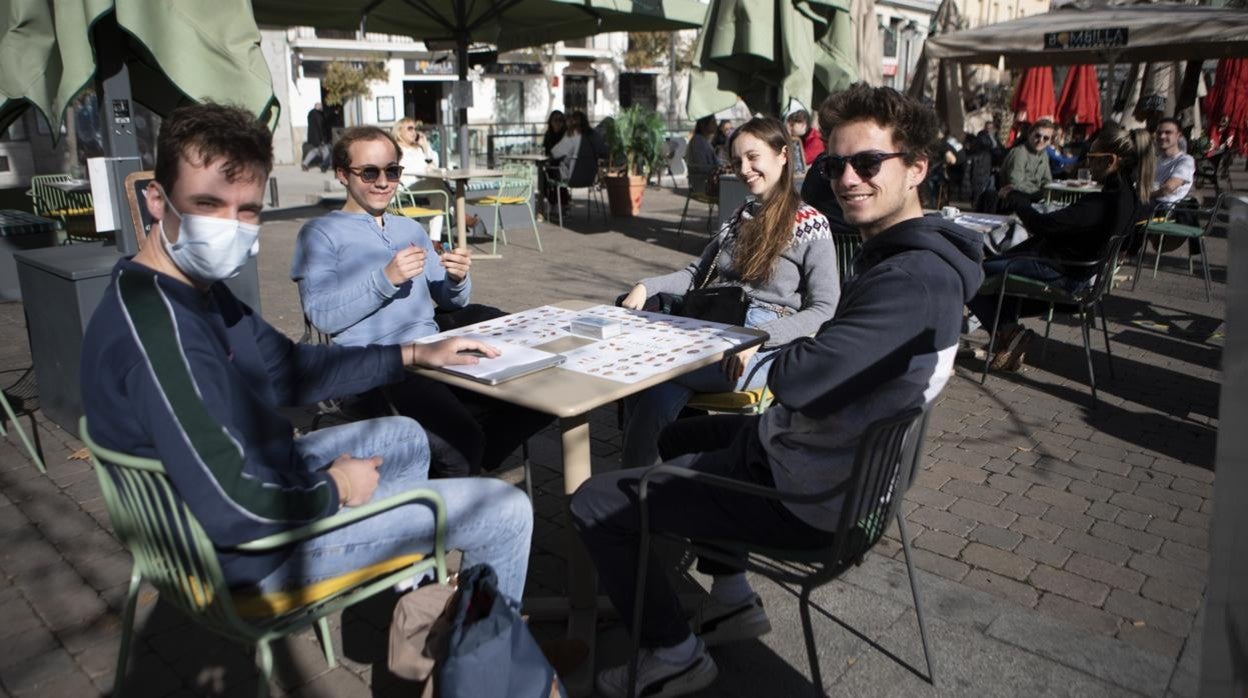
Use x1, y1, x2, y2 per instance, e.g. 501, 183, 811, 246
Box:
0, 0, 278, 134
687, 0, 857, 118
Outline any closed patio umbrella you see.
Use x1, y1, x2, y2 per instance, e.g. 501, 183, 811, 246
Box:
0, 0, 277, 134
907, 0, 967, 138
1204, 58, 1248, 157
686, 0, 857, 118
1055, 64, 1101, 134
1007, 66, 1056, 145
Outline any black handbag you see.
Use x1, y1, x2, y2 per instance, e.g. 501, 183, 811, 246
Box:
679, 255, 749, 326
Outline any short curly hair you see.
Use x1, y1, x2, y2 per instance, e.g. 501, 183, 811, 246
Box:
155, 103, 273, 195
817, 84, 939, 166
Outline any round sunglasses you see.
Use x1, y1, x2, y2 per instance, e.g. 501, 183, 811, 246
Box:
820, 151, 908, 180
346, 164, 405, 183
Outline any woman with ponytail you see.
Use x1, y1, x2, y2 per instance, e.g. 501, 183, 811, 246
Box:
617, 116, 841, 467
968, 123, 1155, 371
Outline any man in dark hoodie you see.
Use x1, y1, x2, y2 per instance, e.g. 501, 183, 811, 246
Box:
570, 84, 984, 698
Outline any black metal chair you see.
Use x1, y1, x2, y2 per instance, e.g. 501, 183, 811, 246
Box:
1132, 193, 1228, 302
627, 406, 937, 696
677, 164, 719, 239
0, 367, 44, 473
831, 232, 863, 287
979, 234, 1129, 405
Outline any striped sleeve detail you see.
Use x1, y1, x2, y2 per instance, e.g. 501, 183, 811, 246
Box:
117, 270, 332, 523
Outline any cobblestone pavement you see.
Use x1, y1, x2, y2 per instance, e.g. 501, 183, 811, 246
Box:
0, 172, 1233, 696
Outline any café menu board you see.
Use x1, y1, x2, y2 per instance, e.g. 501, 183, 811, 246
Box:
421, 304, 758, 384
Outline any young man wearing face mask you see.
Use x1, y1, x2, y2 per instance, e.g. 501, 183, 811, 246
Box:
80, 104, 534, 602
291, 126, 552, 478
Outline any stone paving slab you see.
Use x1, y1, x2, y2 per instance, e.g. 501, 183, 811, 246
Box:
0, 172, 1235, 696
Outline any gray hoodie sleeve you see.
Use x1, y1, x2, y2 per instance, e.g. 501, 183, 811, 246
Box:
755, 236, 841, 346
638, 238, 720, 295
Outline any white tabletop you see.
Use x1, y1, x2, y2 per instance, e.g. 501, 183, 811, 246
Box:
500, 154, 549, 162
421, 168, 505, 181
1046, 181, 1101, 193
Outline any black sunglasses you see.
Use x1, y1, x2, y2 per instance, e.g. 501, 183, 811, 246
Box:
347, 165, 404, 183
821, 151, 908, 180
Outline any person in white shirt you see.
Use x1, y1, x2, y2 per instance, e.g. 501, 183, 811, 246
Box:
1150, 118, 1195, 204
392, 118, 441, 191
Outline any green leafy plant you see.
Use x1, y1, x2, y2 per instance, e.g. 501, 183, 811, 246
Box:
322, 60, 390, 106
604, 105, 666, 178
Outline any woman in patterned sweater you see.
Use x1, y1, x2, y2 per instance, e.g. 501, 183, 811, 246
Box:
618, 116, 842, 467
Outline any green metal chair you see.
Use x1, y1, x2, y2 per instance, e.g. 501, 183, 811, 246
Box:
390, 185, 452, 239
0, 367, 44, 473
1131, 193, 1227, 302
27, 174, 108, 244
80, 418, 449, 698
476, 165, 543, 254
627, 407, 936, 697
831, 231, 863, 286
677, 165, 718, 239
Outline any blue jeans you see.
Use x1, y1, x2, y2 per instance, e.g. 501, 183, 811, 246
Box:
966, 253, 1083, 332
253, 416, 533, 600
620, 305, 781, 469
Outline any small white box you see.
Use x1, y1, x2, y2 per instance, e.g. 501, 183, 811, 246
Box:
570, 314, 622, 339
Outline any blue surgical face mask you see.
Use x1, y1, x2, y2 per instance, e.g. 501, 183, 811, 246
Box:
156, 184, 260, 283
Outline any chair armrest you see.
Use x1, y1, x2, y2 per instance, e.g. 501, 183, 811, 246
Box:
231, 488, 446, 552
638, 463, 849, 507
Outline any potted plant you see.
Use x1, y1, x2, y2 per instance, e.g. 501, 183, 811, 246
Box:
603, 105, 667, 216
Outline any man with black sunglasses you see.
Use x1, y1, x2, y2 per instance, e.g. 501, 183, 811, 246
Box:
998, 119, 1055, 212
292, 126, 552, 478
569, 84, 983, 698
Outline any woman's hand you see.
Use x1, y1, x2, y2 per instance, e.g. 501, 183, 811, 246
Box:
721, 345, 760, 383
620, 284, 648, 310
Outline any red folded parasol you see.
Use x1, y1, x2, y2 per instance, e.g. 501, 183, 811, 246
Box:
1008, 66, 1057, 146
1056, 64, 1102, 135
1203, 58, 1248, 156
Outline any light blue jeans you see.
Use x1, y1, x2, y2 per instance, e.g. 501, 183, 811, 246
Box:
253, 416, 533, 600
620, 305, 781, 469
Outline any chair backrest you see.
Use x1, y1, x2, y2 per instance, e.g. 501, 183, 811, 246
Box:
495, 175, 531, 200
686, 165, 713, 194
80, 418, 251, 638
831, 406, 928, 566
28, 174, 72, 216
1205, 193, 1232, 238
1080, 233, 1129, 305
831, 232, 863, 285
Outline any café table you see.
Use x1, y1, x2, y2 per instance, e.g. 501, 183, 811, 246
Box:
412, 300, 768, 696
46, 178, 92, 193
1044, 180, 1101, 208
947, 211, 1029, 255
420, 167, 506, 259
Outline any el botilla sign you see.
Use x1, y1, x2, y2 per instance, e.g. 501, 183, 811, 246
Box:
1044, 27, 1129, 51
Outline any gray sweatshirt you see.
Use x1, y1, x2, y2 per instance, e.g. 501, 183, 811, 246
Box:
638, 202, 840, 346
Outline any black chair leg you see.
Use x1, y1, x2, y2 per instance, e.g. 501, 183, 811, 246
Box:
1098, 301, 1115, 380
677, 193, 692, 238
26, 411, 44, 472
1199, 236, 1212, 302
1080, 311, 1098, 406
521, 441, 534, 504
798, 586, 824, 696
897, 514, 937, 686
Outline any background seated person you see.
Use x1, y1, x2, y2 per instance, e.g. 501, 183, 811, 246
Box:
393, 118, 442, 192
82, 103, 533, 602
785, 109, 824, 171
547, 110, 590, 210
997, 119, 1055, 211
618, 116, 840, 469
1046, 125, 1079, 179
291, 126, 552, 478
967, 124, 1155, 371
571, 84, 983, 698
1150, 117, 1195, 206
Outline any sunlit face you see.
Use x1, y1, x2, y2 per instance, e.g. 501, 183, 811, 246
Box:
399, 123, 418, 146
1029, 127, 1055, 152
337, 138, 401, 216
826, 120, 926, 238
1155, 123, 1181, 154
731, 133, 787, 199
147, 154, 265, 245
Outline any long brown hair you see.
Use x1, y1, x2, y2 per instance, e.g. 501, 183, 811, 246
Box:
727, 117, 802, 284
1090, 124, 1156, 203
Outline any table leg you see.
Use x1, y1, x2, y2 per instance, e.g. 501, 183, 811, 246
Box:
558, 413, 597, 697
454, 180, 468, 251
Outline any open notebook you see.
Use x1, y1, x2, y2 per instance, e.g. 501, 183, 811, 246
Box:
437, 337, 565, 385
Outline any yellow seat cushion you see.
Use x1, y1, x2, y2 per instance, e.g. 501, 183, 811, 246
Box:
477, 196, 528, 205
687, 387, 772, 413
231, 553, 425, 618
47, 207, 94, 217
395, 206, 444, 219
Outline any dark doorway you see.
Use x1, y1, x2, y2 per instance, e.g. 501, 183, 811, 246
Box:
564, 76, 589, 114
316, 85, 346, 132
620, 73, 658, 112
404, 82, 443, 124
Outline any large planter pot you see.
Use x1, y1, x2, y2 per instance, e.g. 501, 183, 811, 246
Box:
604, 174, 647, 217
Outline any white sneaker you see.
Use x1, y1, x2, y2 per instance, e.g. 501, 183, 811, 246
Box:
692, 593, 771, 647
596, 639, 718, 698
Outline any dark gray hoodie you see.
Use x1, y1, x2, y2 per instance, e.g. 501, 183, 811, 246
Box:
758, 215, 984, 531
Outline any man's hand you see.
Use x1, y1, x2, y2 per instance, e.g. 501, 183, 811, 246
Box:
620, 284, 648, 310
722, 345, 760, 383
998, 185, 1015, 198
384, 245, 426, 286
440, 247, 472, 283
402, 336, 501, 368
327, 454, 382, 507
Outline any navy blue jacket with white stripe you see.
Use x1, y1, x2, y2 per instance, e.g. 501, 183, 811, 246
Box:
758, 216, 985, 531
81, 259, 405, 586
